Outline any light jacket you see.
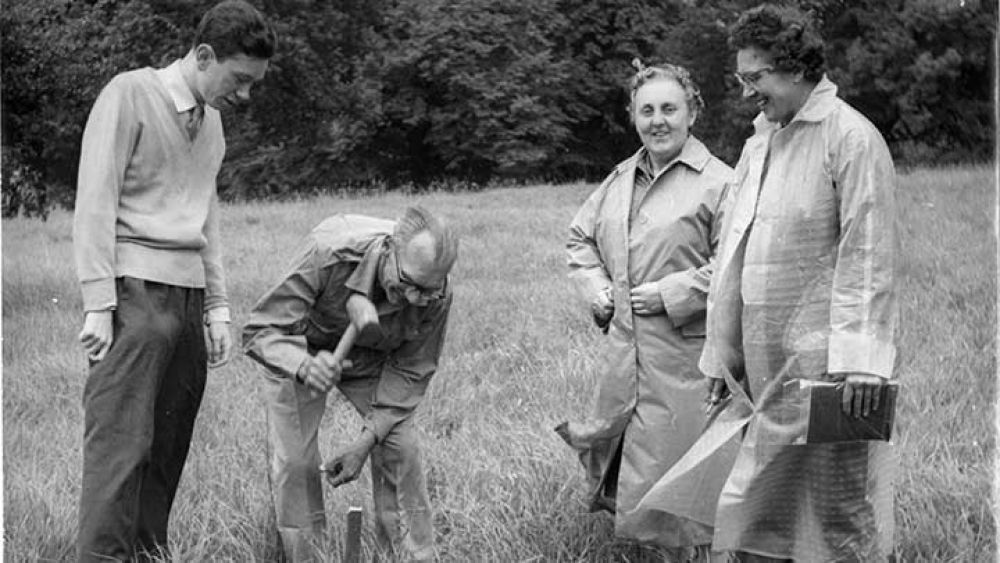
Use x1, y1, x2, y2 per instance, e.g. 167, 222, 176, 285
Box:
697, 76, 898, 560
564, 136, 734, 546
243, 214, 452, 443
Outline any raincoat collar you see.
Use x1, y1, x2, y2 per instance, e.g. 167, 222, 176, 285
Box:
628, 135, 713, 177
753, 75, 838, 134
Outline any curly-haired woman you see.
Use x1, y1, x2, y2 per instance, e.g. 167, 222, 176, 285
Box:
701, 4, 898, 561
559, 60, 734, 561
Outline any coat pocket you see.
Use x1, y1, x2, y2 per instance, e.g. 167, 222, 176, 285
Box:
681, 317, 706, 338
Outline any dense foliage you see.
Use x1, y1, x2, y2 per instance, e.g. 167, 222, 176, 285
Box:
2, 0, 995, 216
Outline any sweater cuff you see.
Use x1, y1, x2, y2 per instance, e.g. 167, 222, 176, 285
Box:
81, 278, 117, 312
204, 306, 231, 324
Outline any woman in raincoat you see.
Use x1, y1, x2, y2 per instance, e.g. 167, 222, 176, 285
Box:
699, 5, 898, 561
558, 60, 733, 560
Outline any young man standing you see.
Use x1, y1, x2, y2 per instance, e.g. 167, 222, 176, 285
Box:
72, 2, 275, 560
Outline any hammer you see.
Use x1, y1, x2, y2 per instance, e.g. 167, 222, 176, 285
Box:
306, 293, 381, 396
320, 295, 379, 563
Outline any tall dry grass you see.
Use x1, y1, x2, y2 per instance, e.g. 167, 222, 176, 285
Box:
2, 165, 994, 561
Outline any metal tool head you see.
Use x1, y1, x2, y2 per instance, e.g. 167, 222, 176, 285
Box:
354, 319, 383, 342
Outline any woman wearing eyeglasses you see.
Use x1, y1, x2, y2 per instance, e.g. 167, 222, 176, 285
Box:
699, 4, 898, 561
559, 60, 735, 560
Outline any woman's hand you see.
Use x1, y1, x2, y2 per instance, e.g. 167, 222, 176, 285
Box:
841, 373, 888, 418
705, 377, 729, 413
630, 282, 665, 316
591, 288, 614, 332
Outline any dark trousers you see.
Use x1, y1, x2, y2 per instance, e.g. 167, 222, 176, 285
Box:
77, 277, 207, 562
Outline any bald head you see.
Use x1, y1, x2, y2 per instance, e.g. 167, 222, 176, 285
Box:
393, 206, 459, 282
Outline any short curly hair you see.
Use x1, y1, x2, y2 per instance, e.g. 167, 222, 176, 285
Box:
626, 58, 705, 121
729, 4, 825, 83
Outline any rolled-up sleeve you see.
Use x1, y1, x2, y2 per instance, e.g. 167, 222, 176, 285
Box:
364, 295, 451, 442
827, 126, 898, 378
242, 237, 325, 378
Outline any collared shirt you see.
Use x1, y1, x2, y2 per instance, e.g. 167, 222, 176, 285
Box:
156, 61, 205, 143
154, 60, 200, 114
630, 138, 714, 227
243, 214, 452, 442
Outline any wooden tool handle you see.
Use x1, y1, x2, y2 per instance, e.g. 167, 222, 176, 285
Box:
344, 506, 363, 563
331, 323, 358, 367
306, 323, 358, 398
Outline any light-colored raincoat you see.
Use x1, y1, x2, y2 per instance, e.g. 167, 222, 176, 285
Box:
646, 77, 898, 561
562, 137, 735, 548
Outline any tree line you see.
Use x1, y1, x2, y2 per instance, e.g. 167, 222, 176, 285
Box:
2, 0, 994, 218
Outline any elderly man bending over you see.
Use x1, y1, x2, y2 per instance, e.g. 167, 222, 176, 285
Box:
243, 206, 458, 562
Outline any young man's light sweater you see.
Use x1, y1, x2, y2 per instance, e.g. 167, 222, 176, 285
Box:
73, 61, 230, 322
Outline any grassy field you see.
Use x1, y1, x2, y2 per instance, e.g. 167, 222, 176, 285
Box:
2, 165, 995, 562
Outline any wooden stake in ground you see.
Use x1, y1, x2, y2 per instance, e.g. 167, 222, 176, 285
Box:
344, 505, 363, 563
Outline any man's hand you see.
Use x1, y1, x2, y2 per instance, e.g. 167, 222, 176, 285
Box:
591, 288, 614, 332
322, 430, 377, 487
207, 321, 232, 368
841, 373, 888, 418
299, 351, 350, 393
705, 377, 729, 414
79, 310, 114, 362
630, 282, 665, 316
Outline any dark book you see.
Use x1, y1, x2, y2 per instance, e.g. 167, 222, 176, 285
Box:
805, 381, 899, 443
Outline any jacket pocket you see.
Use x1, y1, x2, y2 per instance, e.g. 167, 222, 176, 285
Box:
681, 317, 706, 338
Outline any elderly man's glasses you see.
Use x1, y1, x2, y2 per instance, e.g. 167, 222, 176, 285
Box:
393, 249, 446, 301
734, 66, 775, 88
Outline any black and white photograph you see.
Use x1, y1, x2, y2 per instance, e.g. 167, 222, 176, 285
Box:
1, 0, 995, 561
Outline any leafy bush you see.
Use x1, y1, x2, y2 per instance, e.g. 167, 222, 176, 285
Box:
2, 0, 994, 217
2, 146, 49, 219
